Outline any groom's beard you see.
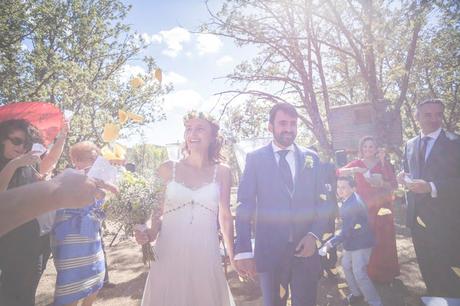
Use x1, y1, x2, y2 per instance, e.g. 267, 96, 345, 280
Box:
274, 131, 296, 147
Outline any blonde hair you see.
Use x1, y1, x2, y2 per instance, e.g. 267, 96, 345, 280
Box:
69, 141, 100, 162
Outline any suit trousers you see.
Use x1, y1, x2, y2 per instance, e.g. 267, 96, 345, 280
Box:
342, 248, 382, 306
412, 225, 460, 298
259, 243, 321, 306
0, 219, 42, 306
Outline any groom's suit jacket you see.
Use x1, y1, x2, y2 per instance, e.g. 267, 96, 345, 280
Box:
235, 143, 328, 272
404, 129, 460, 244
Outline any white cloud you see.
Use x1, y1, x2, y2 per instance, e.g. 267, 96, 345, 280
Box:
163, 72, 188, 86
164, 89, 203, 112
216, 55, 234, 67
196, 33, 223, 55
119, 64, 146, 83
152, 27, 191, 58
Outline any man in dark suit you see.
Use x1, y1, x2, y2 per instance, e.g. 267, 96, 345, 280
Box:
234, 103, 328, 306
399, 99, 460, 298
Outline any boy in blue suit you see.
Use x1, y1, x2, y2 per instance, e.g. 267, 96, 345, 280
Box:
320, 176, 382, 306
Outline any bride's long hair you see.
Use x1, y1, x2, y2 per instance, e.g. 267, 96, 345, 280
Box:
181, 111, 224, 164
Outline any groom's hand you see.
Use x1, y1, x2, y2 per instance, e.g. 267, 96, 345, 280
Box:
235, 258, 257, 280
295, 234, 317, 257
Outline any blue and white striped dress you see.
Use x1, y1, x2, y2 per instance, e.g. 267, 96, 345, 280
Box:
51, 200, 106, 305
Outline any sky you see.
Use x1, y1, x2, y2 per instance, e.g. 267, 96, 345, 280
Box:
119, 0, 255, 146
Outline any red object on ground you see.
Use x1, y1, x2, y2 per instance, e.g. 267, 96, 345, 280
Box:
0, 102, 63, 146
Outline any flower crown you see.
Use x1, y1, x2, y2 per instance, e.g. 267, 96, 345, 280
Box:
183, 110, 219, 127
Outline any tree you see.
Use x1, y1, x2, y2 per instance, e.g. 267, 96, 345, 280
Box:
203, 0, 456, 155
127, 142, 168, 180
0, 0, 169, 152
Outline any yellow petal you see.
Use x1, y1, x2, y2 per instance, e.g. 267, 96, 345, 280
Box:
127, 111, 144, 123
338, 282, 348, 289
130, 77, 144, 88
101, 146, 117, 160
113, 143, 126, 160
154, 68, 162, 82
102, 123, 119, 142
118, 110, 128, 125
316, 239, 322, 248
451, 266, 460, 278
279, 285, 286, 298
322, 232, 333, 241
377, 208, 392, 216
417, 216, 426, 228
319, 194, 327, 201
394, 188, 405, 197
354, 224, 362, 230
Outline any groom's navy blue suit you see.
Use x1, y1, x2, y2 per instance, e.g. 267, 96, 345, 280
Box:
235, 143, 328, 306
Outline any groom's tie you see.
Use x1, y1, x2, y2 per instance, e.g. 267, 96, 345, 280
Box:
278, 150, 294, 193
419, 136, 430, 177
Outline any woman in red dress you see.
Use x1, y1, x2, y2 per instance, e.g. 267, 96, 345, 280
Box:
338, 136, 400, 283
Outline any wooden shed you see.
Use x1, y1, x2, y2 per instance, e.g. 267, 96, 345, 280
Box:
327, 101, 402, 151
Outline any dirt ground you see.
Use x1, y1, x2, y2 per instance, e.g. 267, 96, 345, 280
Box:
36, 198, 426, 306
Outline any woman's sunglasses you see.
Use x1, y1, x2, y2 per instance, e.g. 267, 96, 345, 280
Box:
7, 137, 26, 146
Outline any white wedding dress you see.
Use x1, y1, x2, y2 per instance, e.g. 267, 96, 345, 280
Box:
141, 163, 235, 306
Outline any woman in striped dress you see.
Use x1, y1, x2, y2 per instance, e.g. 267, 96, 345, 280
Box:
51, 141, 106, 306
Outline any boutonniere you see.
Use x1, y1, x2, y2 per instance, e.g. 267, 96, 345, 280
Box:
304, 155, 314, 169
319, 194, 327, 201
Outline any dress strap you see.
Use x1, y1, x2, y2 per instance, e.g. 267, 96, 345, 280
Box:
172, 162, 177, 182
212, 164, 218, 183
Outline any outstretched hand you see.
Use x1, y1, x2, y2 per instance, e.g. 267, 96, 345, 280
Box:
51, 169, 118, 208
295, 233, 317, 257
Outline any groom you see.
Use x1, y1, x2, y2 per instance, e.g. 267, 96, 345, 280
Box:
234, 103, 328, 306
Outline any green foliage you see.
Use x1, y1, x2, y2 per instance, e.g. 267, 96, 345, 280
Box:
126, 143, 168, 181
0, 0, 170, 165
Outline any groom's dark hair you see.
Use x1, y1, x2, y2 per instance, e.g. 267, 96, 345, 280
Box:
269, 103, 298, 124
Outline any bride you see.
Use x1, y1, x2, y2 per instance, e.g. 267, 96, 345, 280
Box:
135, 111, 236, 306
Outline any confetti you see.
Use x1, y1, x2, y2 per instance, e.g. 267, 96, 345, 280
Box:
280, 285, 286, 298
101, 146, 117, 160
451, 266, 460, 278
354, 224, 362, 230
130, 77, 144, 88
102, 123, 119, 142
377, 208, 392, 216
118, 110, 128, 124
338, 282, 348, 289
127, 111, 144, 123
322, 233, 333, 241
113, 143, 126, 160
154, 68, 162, 82
416, 216, 426, 228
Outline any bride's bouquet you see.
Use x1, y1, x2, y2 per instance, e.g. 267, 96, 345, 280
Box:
105, 170, 163, 265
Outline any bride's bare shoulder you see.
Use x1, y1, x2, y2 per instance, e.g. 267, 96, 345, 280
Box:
157, 160, 175, 181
